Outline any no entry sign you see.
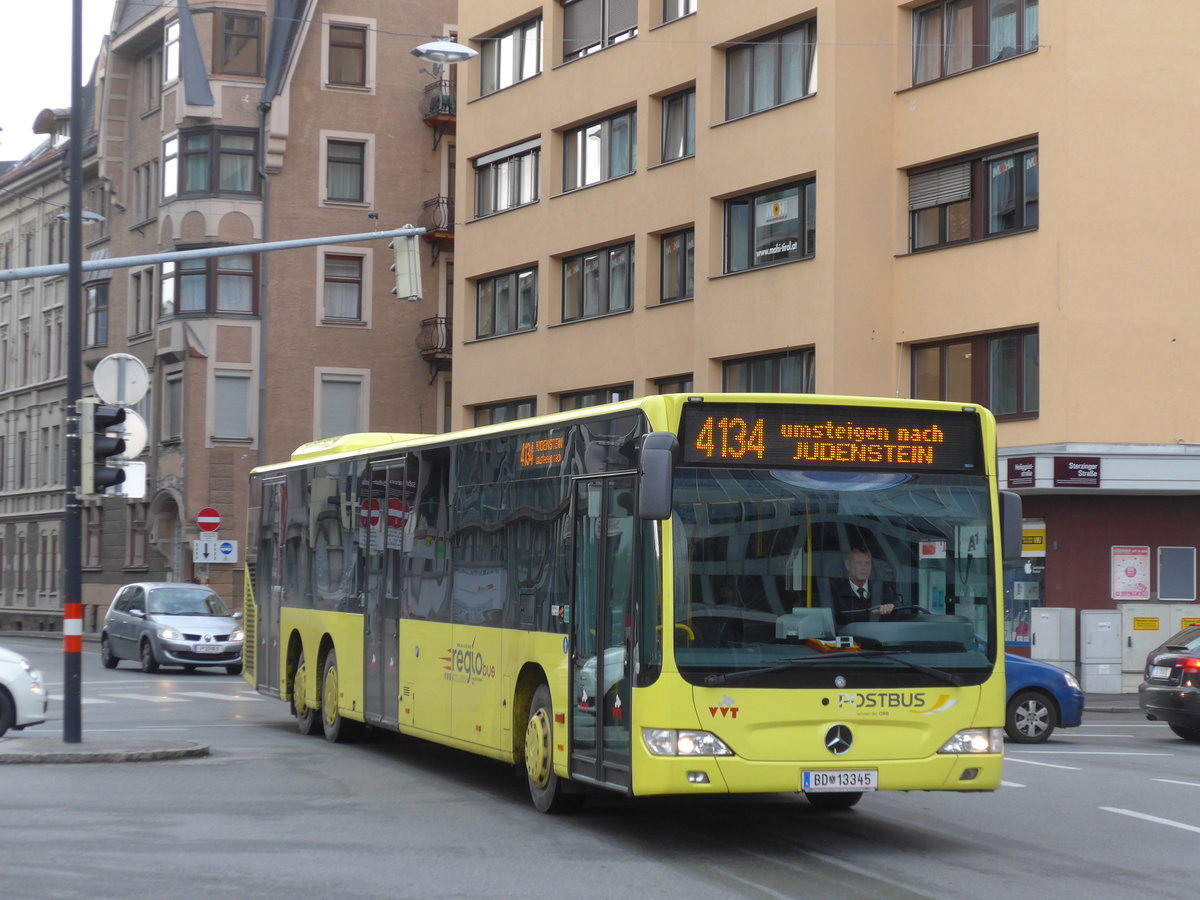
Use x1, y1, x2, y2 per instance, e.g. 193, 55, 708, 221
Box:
197, 507, 221, 532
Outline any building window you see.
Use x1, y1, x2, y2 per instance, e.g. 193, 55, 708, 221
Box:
327, 140, 366, 202
328, 24, 367, 86
84, 282, 109, 348
320, 374, 363, 438
161, 253, 257, 317
560, 385, 633, 411
725, 180, 816, 273
909, 142, 1037, 251
141, 49, 162, 111
474, 140, 540, 217
663, 0, 696, 24
913, 0, 1038, 85
481, 17, 542, 95
562, 0, 638, 61
656, 374, 693, 393
217, 13, 262, 76
164, 20, 180, 82
474, 398, 535, 426
130, 268, 154, 336
323, 255, 363, 320
164, 129, 258, 198
724, 350, 814, 393
661, 88, 695, 162
563, 109, 636, 191
133, 160, 159, 223
726, 20, 817, 120
126, 503, 149, 568
163, 372, 183, 441
477, 268, 537, 338
213, 371, 252, 439
912, 329, 1038, 418
562, 242, 634, 322
660, 228, 694, 303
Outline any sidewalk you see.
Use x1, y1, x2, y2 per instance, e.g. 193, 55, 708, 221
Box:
0, 735, 209, 764
1082, 693, 1141, 714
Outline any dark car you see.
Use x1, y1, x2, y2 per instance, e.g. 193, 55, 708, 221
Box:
100, 582, 244, 674
1004, 653, 1085, 743
1138, 624, 1200, 741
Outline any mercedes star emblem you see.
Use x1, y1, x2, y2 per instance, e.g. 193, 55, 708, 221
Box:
825, 724, 853, 756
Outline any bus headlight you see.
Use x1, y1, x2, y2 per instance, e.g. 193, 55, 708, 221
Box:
938, 728, 1004, 754
642, 728, 733, 756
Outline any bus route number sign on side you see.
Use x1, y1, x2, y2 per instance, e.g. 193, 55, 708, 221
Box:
197, 507, 221, 532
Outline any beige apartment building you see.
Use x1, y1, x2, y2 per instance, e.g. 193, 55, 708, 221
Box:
0, 0, 458, 630
451, 0, 1200, 652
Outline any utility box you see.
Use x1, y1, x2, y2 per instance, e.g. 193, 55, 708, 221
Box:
1080, 609, 1123, 693
1119, 603, 1198, 691
1029, 607, 1076, 672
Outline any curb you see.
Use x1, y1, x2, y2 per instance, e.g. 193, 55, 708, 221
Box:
0, 738, 209, 764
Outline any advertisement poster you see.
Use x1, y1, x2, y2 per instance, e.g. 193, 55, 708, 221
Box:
1111, 545, 1150, 600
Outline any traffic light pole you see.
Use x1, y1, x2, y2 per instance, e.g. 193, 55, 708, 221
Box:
63, 0, 84, 743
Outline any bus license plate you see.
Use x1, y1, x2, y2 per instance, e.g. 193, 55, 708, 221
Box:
193, 644, 221, 654
802, 769, 878, 792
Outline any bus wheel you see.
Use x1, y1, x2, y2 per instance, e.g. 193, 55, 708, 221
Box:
321, 649, 362, 744
524, 684, 579, 813
804, 791, 862, 811
292, 651, 319, 736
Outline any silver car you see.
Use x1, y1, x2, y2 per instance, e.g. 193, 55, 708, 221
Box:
0, 645, 48, 737
100, 582, 244, 674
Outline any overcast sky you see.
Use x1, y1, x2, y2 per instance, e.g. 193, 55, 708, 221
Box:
0, 1, 117, 160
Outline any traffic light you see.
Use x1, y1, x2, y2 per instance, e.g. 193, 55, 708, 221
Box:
388, 229, 422, 301
79, 397, 127, 498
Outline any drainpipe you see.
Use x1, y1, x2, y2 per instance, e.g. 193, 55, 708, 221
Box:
256, 100, 270, 467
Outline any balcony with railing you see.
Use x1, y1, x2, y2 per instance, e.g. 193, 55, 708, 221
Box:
416, 315, 452, 379
420, 78, 457, 148
419, 196, 454, 261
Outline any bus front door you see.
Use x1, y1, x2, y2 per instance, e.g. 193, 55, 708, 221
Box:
570, 476, 634, 792
363, 459, 409, 728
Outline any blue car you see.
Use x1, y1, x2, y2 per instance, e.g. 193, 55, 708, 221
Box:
1004, 653, 1085, 743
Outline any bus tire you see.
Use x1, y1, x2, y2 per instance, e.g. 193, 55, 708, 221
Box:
524, 683, 580, 814
292, 650, 319, 736
804, 791, 862, 811
321, 649, 362, 744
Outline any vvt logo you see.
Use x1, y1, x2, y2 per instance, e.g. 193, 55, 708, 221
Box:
708, 693, 739, 719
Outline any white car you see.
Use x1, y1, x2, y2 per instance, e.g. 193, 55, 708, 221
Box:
0, 645, 48, 737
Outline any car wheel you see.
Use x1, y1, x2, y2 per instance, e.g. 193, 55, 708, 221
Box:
1168, 723, 1200, 742
99, 634, 119, 669
225, 663, 243, 676
805, 791, 863, 811
292, 649, 319, 736
0, 689, 13, 738
1006, 690, 1057, 743
321, 649, 362, 743
139, 640, 160, 674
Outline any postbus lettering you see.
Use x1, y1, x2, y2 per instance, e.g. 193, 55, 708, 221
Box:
837, 692, 926, 710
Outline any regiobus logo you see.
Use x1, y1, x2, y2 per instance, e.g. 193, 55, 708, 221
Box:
440, 639, 496, 684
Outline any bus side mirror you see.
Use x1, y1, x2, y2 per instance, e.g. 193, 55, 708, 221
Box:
638, 432, 678, 520
1000, 490, 1023, 561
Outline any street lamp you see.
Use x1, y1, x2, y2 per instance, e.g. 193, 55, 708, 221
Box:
411, 40, 478, 64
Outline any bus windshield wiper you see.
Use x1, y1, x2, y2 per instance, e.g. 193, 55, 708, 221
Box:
703, 650, 964, 687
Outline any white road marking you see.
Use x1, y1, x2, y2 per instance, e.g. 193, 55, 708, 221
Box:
176, 691, 264, 701
1102, 807, 1200, 835
1000, 780, 1026, 787
1154, 778, 1200, 788
1004, 757, 1080, 770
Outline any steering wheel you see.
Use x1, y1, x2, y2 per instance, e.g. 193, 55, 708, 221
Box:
887, 604, 934, 619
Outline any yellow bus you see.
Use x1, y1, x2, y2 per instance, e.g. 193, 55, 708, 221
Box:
243, 393, 1021, 812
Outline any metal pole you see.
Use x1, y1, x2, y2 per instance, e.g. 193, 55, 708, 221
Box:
63, 0, 84, 743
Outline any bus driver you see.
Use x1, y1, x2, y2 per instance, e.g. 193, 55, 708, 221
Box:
830, 545, 897, 628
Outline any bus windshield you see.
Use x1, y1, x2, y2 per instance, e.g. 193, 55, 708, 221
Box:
671, 467, 997, 689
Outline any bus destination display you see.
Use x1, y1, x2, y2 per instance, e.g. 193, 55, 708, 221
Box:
678, 403, 984, 473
